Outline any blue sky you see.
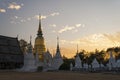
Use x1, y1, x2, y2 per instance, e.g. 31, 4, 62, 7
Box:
0, 0, 120, 58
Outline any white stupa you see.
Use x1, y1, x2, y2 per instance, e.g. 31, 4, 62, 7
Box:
74, 44, 82, 69
92, 58, 99, 70
52, 37, 63, 70
35, 52, 39, 62
44, 49, 53, 67
116, 59, 120, 68
100, 63, 104, 70
74, 54, 82, 68
35, 52, 42, 67
70, 63, 73, 71
107, 51, 116, 70
21, 37, 37, 72
83, 63, 88, 70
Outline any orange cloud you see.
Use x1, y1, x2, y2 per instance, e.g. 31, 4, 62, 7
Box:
60, 33, 119, 51
45, 32, 120, 58
103, 32, 120, 46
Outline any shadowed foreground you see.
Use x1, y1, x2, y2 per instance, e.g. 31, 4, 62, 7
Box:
0, 71, 120, 80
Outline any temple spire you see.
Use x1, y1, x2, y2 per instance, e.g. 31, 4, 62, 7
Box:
28, 35, 32, 53
30, 35, 32, 45
37, 14, 43, 37
56, 36, 60, 52
17, 34, 19, 39
77, 44, 78, 54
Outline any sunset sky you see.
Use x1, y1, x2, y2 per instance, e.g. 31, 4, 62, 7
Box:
0, 0, 120, 58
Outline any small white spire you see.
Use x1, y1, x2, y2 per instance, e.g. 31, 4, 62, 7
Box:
30, 35, 32, 44
56, 36, 60, 52
77, 44, 78, 54
17, 34, 19, 39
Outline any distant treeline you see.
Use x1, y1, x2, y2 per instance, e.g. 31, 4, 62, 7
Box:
60, 47, 120, 70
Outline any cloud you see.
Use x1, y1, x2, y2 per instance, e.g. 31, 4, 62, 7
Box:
52, 30, 56, 33
49, 32, 120, 57
11, 14, 47, 24
27, 18, 31, 21
0, 8, 6, 13
73, 29, 78, 33
80, 33, 120, 49
58, 25, 75, 33
81, 34, 110, 44
10, 21, 16, 24
34, 15, 47, 20
103, 32, 120, 46
50, 12, 59, 16
14, 16, 18, 19
41, 16, 47, 19
60, 33, 120, 51
58, 24, 82, 33
75, 24, 81, 27
21, 3, 24, 6
49, 24, 56, 27
34, 12, 60, 21
11, 12, 60, 24
10, 16, 27, 24
82, 24, 85, 28
8, 2, 22, 10
103, 32, 120, 42
20, 19, 26, 22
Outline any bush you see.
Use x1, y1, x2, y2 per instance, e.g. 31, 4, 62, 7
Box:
59, 62, 70, 70
37, 66, 43, 71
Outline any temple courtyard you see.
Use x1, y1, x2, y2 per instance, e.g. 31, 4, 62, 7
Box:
0, 71, 120, 80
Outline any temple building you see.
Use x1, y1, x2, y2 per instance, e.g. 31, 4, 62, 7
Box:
19, 15, 63, 72
33, 15, 46, 61
0, 35, 23, 69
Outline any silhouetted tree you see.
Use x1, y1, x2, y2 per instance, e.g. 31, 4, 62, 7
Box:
59, 58, 74, 70
78, 50, 86, 66
88, 52, 95, 64
19, 39, 28, 53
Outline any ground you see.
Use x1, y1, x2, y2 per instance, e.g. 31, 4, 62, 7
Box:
0, 71, 120, 80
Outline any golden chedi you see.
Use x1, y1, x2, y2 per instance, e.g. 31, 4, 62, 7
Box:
33, 15, 46, 61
